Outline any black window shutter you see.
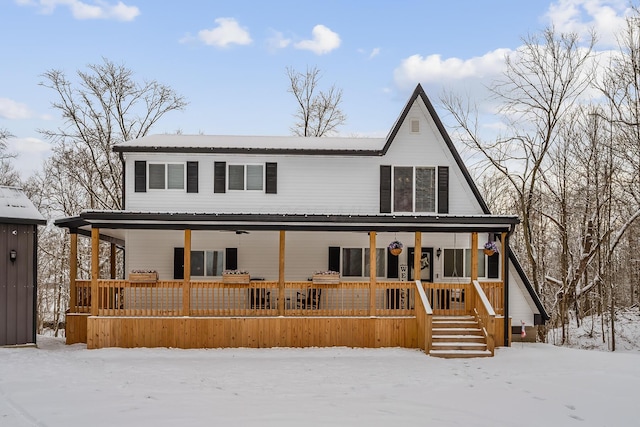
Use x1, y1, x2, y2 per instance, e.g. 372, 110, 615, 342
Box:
187, 161, 198, 193
387, 250, 399, 278
328, 246, 340, 272
266, 162, 277, 194
437, 166, 449, 214
174, 247, 184, 280
487, 252, 499, 278
225, 248, 238, 270
214, 162, 226, 193
135, 161, 146, 193
380, 165, 391, 213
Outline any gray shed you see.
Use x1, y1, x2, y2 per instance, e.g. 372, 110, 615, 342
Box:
0, 186, 45, 346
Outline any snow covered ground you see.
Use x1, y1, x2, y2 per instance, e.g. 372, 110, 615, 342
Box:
1, 335, 639, 427
547, 307, 640, 353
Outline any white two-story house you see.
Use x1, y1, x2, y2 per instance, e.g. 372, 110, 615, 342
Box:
56, 84, 547, 357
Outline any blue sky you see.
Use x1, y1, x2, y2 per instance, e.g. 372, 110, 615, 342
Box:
0, 0, 635, 177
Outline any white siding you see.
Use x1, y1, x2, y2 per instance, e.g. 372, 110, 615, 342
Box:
508, 263, 539, 326
127, 230, 492, 282
123, 98, 484, 216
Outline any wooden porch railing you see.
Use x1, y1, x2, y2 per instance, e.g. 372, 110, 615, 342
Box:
471, 280, 496, 355
71, 279, 501, 324
414, 280, 433, 354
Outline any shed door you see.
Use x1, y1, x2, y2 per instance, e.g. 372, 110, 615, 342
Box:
0, 223, 36, 346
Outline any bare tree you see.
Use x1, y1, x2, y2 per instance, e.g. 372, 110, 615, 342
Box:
442, 27, 595, 297
39, 58, 188, 211
287, 66, 346, 137
35, 58, 187, 334
0, 128, 20, 186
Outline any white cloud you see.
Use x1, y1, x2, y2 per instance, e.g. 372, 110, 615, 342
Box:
545, 0, 630, 47
393, 48, 511, 90
266, 29, 291, 52
6, 136, 52, 178
197, 17, 252, 48
294, 25, 341, 55
16, 0, 140, 21
0, 98, 32, 120
369, 48, 380, 59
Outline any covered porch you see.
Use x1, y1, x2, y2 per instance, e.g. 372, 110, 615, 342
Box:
58, 212, 516, 357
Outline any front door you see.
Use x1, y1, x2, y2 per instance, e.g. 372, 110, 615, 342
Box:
408, 247, 433, 282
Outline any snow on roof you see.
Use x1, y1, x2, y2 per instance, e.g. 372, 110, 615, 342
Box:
0, 186, 45, 224
115, 134, 387, 152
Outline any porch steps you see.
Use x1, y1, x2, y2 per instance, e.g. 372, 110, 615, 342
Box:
430, 315, 492, 359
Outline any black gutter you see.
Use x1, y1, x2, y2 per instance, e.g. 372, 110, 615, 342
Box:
119, 152, 126, 210
77, 211, 520, 225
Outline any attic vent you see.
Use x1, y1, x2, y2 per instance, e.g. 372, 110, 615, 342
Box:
411, 119, 420, 133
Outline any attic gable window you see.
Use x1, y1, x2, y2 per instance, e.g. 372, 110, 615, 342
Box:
148, 163, 185, 190
228, 164, 264, 191
410, 119, 420, 133
393, 166, 435, 212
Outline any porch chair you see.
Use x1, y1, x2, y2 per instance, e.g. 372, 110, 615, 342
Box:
249, 288, 271, 309
296, 288, 322, 310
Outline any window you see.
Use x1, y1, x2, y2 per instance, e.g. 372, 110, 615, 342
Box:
148, 163, 184, 190
411, 119, 420, 133
228, 164, 264, 191
190, 250, 224, 277
393, 166, 436, 212
342, 248, 385, 277
443, 249, 486, 278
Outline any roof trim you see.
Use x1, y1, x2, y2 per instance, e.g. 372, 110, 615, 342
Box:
381, 84, 491, 214
0, 216, 47, 226
113, 145, 381, 156
54, 211, 519, 233
509, 248, 550, 323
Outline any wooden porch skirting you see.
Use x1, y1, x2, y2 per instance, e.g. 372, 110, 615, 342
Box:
84, 316, 419, 350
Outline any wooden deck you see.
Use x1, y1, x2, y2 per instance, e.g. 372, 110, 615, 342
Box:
66, 280, 507, 354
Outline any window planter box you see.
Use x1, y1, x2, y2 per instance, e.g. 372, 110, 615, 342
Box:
223, 273, 250, 284
312, 273, 340, 284
129, 272, 158, 283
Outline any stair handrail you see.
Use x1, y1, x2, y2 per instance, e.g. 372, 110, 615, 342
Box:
472, 280, 495, 355
414, 280, 433, 354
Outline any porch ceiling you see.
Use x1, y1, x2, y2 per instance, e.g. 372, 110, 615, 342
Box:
55, 211, 519, 234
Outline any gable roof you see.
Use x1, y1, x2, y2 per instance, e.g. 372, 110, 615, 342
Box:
382, 84, 491, 214
0, 186, 46, 225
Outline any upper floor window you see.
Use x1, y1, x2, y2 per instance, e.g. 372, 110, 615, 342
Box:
342, 248, 386, 277
228, 164, 264, 191
393, 166, 435, 212
149, 163, 184, 190
410, 119, 420, 133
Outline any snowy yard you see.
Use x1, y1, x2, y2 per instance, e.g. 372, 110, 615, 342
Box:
1, 336, 638, 427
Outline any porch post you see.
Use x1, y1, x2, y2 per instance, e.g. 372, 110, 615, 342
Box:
413, 232, 421, 282
183, 229, 191, 316
110, 243, 117, 279
369, 231, 376, 316
69, 231, 78, 313
91, 228, 99, 316
278, 230, 285, 315
470, 232, 478, 282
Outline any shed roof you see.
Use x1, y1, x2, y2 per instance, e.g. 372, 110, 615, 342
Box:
0, 186, 46, 225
